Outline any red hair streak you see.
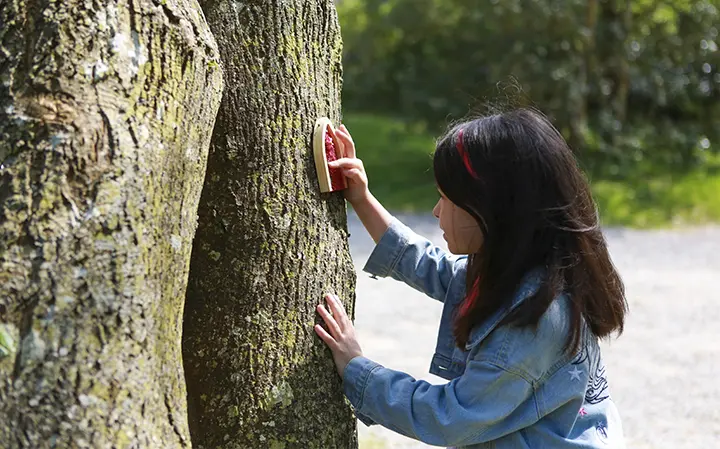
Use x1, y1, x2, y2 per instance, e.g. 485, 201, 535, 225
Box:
458, 277, 480, 319
456, 129, 479, 179
454, 129, 480, 325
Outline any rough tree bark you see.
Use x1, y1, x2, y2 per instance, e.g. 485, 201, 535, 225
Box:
0, 1, 222, 447
183, 1, 357, 448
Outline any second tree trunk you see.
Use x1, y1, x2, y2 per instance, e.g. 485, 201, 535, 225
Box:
183, 1, 358, 448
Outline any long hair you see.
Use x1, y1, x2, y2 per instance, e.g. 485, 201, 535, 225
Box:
433, 108, 627, 352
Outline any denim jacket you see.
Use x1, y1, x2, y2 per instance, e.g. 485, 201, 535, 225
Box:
343, 218, 625, 448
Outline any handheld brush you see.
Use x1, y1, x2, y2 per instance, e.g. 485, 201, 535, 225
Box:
313, 117, 348, 193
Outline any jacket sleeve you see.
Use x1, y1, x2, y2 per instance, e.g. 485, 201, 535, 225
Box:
363, 218, 465, 303
343, 356, 539, 447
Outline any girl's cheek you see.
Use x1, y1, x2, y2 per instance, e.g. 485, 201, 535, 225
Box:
452, 208, 482, 253
469, 230, 484, 253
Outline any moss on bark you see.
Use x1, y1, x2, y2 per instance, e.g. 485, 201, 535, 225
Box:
0, 1, 223, 447
183, 1, 357, 448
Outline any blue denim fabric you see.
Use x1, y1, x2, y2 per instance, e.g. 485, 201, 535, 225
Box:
344, 218, 625, 448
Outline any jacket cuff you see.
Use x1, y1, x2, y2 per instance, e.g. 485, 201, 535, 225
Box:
362, 218, 412, 278
355, 410, 378, 427
343, 356, 382, 412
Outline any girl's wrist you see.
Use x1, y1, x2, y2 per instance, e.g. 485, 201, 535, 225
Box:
348, 190, 372, 208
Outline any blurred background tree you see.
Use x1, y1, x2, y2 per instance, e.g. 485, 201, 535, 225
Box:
337, 0, 720, 227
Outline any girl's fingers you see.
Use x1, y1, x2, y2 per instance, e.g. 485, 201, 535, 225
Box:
316, 304, 342, 340
338, 125, 353, 144
314, 324, 338, 349
343, 168, 364, 183
326, 294, 348, 329
332, 294, 347, 314
328, 126, 345, 157
324, 295, 342, 329
335, 127, 356, 159
328, 157, 363, 171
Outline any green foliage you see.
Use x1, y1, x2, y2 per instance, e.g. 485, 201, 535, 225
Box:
344, 113, 438, 211
339, 0, 720, 170
344, 113, 720, 227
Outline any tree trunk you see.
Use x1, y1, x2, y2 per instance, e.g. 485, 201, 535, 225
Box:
0, 1, 222, 447
569, 0, 600, 152
183, 1, 357, 448
612, 0, 632, 124
602, 0, 632, 127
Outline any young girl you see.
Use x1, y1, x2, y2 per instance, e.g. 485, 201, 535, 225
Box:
314, 108, 628, 448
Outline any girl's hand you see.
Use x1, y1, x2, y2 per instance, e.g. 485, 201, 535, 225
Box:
328, 125, 370, 206
314, 293, 363, 377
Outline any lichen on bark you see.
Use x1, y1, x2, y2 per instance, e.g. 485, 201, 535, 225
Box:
0, 0, 223, 447
183, 1, 357, 448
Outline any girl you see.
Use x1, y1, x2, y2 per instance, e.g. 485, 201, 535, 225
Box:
314, 108, 628, 448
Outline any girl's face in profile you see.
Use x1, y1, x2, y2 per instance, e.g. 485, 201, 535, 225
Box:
432, 189, 484, 255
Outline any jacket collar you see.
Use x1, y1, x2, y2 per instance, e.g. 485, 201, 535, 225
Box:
465, 268, 545, 350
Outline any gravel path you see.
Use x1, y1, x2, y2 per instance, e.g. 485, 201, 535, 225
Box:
347, 213, 720, 449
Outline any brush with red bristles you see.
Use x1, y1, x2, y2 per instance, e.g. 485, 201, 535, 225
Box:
313, 117, 348, 192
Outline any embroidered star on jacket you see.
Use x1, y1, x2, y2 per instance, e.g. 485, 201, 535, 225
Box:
568, 367, 583, 381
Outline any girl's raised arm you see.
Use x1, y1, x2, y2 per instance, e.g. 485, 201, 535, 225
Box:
329, 125, 393, 243
332, 125, 462, 301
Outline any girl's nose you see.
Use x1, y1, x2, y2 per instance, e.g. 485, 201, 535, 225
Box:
432, 199, 441, 218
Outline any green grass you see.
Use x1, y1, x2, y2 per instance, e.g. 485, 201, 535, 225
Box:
341, 112, 720, 228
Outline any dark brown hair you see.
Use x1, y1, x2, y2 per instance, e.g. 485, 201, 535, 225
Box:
433, 108, 627, 352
